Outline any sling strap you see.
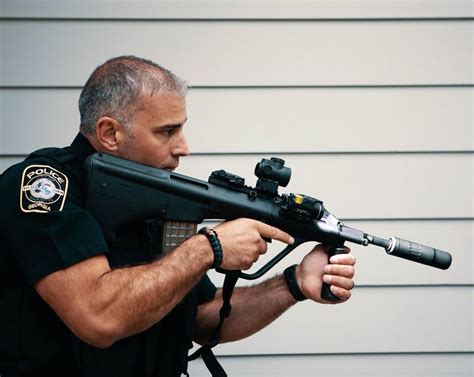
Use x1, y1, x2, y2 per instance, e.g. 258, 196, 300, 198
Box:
187, 271, 240, 377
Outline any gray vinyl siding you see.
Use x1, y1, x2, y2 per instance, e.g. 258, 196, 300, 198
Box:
0, 1, 472, 376
1, 87, 472, 153
0, 21, 471, 86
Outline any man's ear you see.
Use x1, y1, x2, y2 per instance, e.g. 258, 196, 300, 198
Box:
95, 117, 126, 152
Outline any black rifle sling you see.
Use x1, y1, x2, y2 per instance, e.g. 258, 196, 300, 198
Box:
188, 271, 240, 377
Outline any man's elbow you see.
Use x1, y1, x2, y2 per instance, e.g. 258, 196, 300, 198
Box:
72, 316, 125, 349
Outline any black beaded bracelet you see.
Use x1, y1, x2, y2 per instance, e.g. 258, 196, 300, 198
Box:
283, 264, 307, 301
198, 227, 223, 269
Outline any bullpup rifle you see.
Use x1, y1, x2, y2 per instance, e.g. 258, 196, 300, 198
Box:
85, 153, 452, 302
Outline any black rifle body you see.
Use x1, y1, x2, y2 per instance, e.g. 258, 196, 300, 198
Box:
85, 153, 452, 300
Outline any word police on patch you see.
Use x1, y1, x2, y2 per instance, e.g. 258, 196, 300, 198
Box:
20, 165, 69, 213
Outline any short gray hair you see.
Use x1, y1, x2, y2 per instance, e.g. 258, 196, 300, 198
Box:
79, 55, 188, 134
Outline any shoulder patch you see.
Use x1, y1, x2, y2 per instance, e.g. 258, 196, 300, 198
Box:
20, 165, 69, 213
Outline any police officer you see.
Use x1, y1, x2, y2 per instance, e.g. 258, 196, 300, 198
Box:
0, 56, 356, 376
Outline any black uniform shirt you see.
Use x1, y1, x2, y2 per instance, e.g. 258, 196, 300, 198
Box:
0, 133, 217, 376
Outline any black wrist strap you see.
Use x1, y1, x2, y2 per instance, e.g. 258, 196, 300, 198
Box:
198, 227, 223, 269
284, 264, 307, 301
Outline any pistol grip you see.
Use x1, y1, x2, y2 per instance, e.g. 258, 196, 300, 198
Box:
321, 245, 347, 302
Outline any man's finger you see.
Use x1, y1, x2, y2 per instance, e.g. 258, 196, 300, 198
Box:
324, 264, 355, 278
329, 286, 352, 302
329, 253, 356, 265
258, 239, 268, 254
256, 222, 294, 245
323, 275, 355, 291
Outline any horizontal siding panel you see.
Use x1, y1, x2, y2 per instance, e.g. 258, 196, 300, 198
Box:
177, 154, 473, 218
188, 87, 473, 153
0, 21, 472, 86
189, 353, 474, 377
1, 87, 472, 154
2, 154, 472, 218
0, 89, 79, 154
208, 286, 473, 355
204, 220, 472, 287
0, 157, 22, 173
1, 0, 473, 19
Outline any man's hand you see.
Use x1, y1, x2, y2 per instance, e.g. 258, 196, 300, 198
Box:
214, 219, 294, 270
296, 244, 356, 303
195, 241, 354, 344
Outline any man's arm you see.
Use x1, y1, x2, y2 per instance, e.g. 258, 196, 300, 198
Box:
35, 235, 213, 348
35, 218, 293, 348
194, 244, 355, 344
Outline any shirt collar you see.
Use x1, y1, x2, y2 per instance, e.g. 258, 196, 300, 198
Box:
69, 132, 97, 163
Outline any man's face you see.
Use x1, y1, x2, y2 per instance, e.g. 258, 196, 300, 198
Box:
117, 92, 189, 170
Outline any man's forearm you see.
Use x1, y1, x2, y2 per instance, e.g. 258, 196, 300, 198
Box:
195, 274, 296, 344
95, 235, 214, 341
36, 234, 214, 348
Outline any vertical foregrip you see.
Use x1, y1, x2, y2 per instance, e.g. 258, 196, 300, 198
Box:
320, 244, 347, 302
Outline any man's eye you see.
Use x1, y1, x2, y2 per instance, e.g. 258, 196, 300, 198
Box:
157, 129, 173, 136
155, 126, 180, 137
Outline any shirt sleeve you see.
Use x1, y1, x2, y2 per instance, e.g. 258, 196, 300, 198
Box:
196, 274, 217, 305
2, 159, 109, 285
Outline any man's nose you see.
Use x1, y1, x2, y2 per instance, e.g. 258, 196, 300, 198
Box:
172, 131, 190, 157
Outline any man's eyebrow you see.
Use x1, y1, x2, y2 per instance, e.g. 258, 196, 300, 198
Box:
159, 124, 181, 130
154, 118, 188, 130
159, 117, 188, 129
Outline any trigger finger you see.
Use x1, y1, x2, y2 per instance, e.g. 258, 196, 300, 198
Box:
258, 223, 294, 245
